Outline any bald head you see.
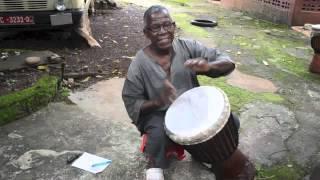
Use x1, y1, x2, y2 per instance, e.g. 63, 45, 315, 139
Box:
143, 5, 171, 28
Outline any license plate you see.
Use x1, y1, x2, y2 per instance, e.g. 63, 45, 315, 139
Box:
0, 16, 34, 25
50, 13, 73, 26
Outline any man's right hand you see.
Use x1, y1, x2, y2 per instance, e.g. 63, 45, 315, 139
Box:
140, 79, 177, 115
155, 79, 177, 107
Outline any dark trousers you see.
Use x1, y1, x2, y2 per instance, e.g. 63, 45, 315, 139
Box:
143, 111, 173, 168
142, 112, 240, 169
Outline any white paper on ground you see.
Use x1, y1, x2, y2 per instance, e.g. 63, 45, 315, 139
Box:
71, 152, 112, 174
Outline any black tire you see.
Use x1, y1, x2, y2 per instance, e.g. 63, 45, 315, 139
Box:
190, 19, 218, 27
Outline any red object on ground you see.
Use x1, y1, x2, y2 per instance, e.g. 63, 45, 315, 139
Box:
140, 134, 186, 161
310, 54, 320, 74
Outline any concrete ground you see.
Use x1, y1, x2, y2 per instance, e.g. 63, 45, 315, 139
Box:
2, 74, 319, 179
1, 0, 320, 179
0, 78, 216, 180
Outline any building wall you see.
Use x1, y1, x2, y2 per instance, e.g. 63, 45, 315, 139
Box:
221, 0, 320, 26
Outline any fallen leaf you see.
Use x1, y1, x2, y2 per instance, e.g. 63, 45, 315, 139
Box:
262, 60, 269, 66
295, 47, 308, 50
121, 56, 135, 60
263, 30, 271, 33
81, 76, 91, 82
1, 55, 8, 60
68, 78, 74, 84
37, 65, 48, 71
101, 57, 111, 61
66, 78, 74, 88
96, 75, 103, 78
267, 58, 276, 62
236, 51, 242, 55
112, 40, 118, 44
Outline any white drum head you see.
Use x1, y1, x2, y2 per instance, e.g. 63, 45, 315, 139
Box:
165, 86, 230, 145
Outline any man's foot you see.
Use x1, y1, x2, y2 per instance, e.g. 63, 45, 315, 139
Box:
146, 168, 164, 180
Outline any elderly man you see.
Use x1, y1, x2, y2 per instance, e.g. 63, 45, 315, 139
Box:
122, 5, 254, 180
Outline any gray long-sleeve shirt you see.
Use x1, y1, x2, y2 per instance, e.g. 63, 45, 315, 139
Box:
122, 38, 233, 132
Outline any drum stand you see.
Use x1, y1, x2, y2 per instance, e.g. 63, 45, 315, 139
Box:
211, 149, 255, 180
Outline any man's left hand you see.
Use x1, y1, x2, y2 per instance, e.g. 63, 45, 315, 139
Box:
184, 58, 210, 73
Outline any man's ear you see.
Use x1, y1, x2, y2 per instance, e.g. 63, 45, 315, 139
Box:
143, 29, 150, 39
172, 22, 176, 29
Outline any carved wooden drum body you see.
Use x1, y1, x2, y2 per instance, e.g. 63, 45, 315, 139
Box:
165, 86, 239, 164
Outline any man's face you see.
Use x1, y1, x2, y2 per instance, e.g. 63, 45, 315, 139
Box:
144, 11, 175, 51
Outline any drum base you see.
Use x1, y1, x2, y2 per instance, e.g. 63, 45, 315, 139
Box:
211, 149, 256, 180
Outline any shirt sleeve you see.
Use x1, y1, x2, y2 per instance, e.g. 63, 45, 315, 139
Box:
122, 61, 146, 125
180, 38, 234, 77
182, 39, 232, 63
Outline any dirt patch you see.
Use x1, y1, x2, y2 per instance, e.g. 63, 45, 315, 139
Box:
0, 4, 148, 96
227, 69, 278, 93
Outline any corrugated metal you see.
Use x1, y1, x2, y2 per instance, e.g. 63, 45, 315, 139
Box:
0, 0, 48, 11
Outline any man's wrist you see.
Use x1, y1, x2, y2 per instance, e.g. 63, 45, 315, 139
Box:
153, 99, 163, 108
141, 99, 163, 115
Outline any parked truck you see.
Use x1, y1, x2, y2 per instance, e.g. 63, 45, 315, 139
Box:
0, 0, 92, 31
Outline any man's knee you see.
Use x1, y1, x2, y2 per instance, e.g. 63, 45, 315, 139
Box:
147, 126, 168, 147
142, 112, 170, 151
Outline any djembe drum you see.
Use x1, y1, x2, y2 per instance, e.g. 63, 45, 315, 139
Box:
165, 86, 254, 179
165, 86, 238, 163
